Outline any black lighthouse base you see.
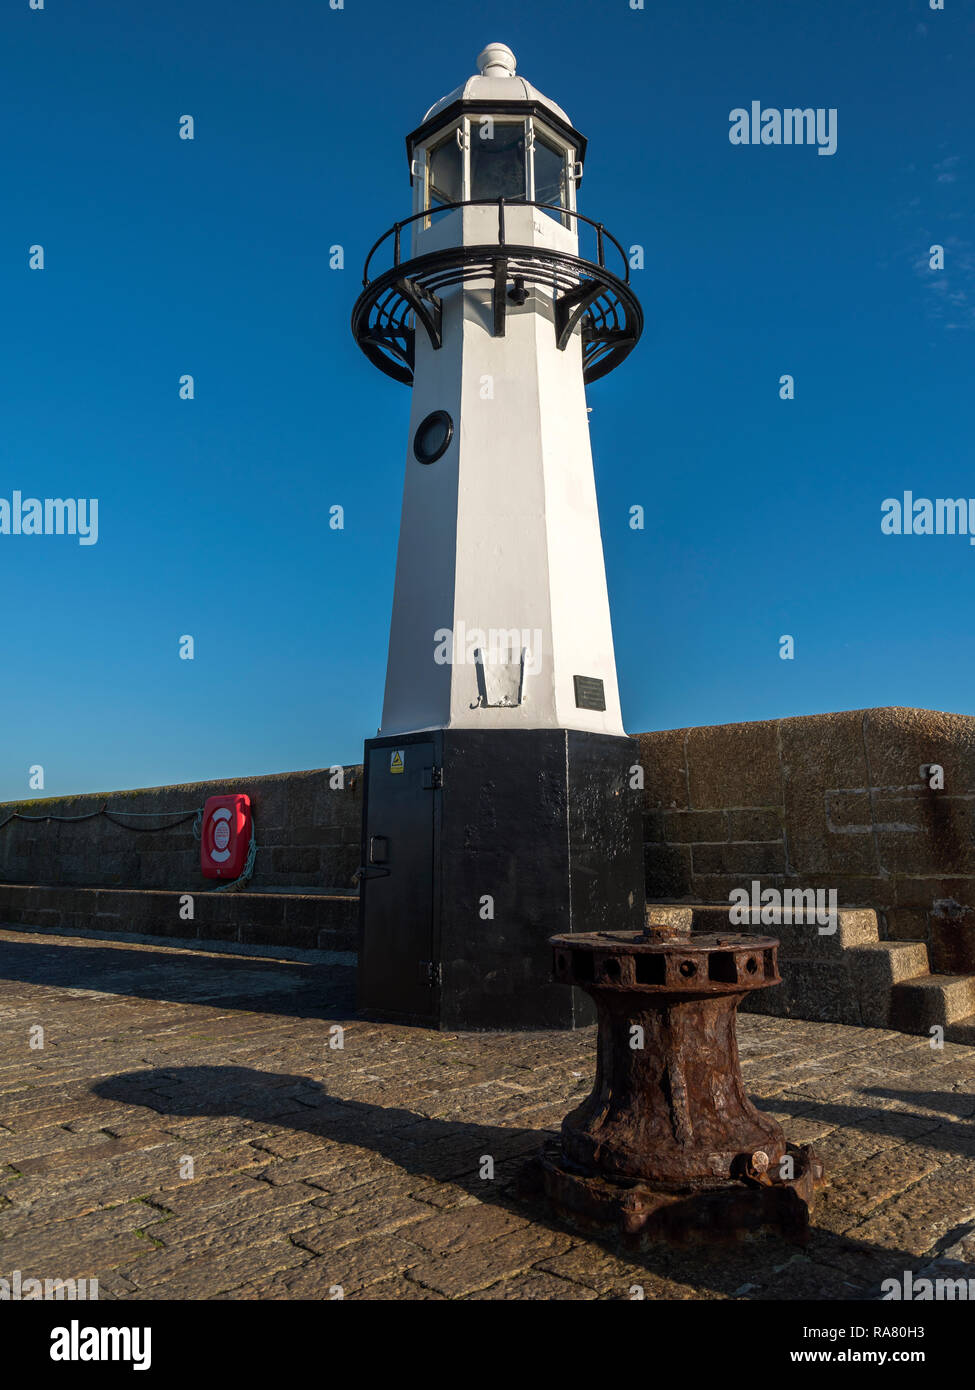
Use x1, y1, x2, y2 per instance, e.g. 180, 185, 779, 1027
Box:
357, 728, 645, 1031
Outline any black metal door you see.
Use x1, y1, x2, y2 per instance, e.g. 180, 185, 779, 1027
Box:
359, 740, 436, 1020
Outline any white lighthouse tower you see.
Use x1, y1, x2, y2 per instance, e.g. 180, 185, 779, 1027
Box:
353, 45, 645, 1030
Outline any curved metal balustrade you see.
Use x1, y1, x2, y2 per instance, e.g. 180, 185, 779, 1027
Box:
351, 199, 643, 386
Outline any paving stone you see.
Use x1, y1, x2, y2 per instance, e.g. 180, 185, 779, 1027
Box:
156, 1181, 318, 1240
535, 1243, 715, 1299
404, 1225, 575, 1298
471, 1270, 599, 1299
295, 1193, 433, 1252
1, 1215, 156, 1278
348, 1273, 448, 1300
122, 1238, 308, 1299
817, 1144, 943, 1217
244, 1234, 424, 1297
402, 1201, 530, 1255
533, 1241, 648, 1293
851, 1162, 975, 1256
405, 1178, 480, 1211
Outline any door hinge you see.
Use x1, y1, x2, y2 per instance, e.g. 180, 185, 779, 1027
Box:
419, 960, 442, 987
422, 766, 443, 789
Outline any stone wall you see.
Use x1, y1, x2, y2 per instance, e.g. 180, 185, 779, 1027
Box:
0, 884, 357, 954
4, 707, 975, 979
637, 707, 975, 974
0, 767, 363, 895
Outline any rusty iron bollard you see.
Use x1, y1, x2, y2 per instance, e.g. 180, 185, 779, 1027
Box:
539, 922, 824, 1243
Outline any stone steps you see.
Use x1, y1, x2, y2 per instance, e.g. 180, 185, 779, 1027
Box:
890, 972, 975, 1031
946, 1014, 975, 1045
847, 941, 932, 1028
646, 902, 879, 953
0, 882, 358, 955
645, 901, 975, 1041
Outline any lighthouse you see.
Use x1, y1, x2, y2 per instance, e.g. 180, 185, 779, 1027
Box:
353, 44, 645, 1029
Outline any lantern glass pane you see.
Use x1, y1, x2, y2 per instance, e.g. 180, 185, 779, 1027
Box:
428, 131, 463, 207
470, 120, 527, 202
534, 133, 567, 208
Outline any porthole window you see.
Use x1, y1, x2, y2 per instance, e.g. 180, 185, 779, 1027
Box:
413, 410, 453, 464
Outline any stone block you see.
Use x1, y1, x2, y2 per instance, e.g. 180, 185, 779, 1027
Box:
634, 730, 689, 811
644, 904, 695, 931
693, 873, 786, 904
824, 790, 873, 831
884, 907, 929, 942
270, 847, 322, 876
863, 706, 975, 796
726, 807, 783, 842
890, 974, 975, 1030
249, 780, 289, 829
849, 942, 930, 1028
321, 846, 362, 890
744, 908, 878, 958
189, 906, 239, 942
828, 875, 896, 908
644, 842, 691, 898
876, 800, 975, 877
790, 790, 880, 877
791, 958, 865, 1024
137, 850, 198, 890
893, 875, 975, 909
194, 893, 241, 930
309, 769, 361, 823
662, 809, 727, 843
690, 841, 786, 876
99, 852, 141, 885
781, 711, 876, 877
239, 917, 317, 950
929, 908, 975, 975
686, 718, 781, 810
57, 854, 88, 883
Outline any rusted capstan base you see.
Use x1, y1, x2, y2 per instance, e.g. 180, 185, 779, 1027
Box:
539, 921, 825, 1245
539, 1140, 823, 1247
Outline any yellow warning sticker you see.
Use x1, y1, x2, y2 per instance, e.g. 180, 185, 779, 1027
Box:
389, 750, 405, 774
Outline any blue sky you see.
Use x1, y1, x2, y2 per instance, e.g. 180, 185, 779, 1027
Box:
2, 0, 974, 799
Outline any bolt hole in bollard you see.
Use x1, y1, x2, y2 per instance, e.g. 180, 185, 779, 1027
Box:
533, 919, 824, 1246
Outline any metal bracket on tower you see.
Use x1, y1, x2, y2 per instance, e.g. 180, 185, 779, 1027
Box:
492, 258, 508, 337
554, 280, 604, 351
393, 277, 443, 351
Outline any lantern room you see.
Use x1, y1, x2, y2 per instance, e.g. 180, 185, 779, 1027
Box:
352, 43, 641, 387
406, 43, 584, 224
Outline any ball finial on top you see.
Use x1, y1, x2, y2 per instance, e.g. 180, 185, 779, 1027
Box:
477, 42, 517, 77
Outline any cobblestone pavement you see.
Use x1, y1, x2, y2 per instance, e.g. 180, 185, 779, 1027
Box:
1, 926, 974, 1301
